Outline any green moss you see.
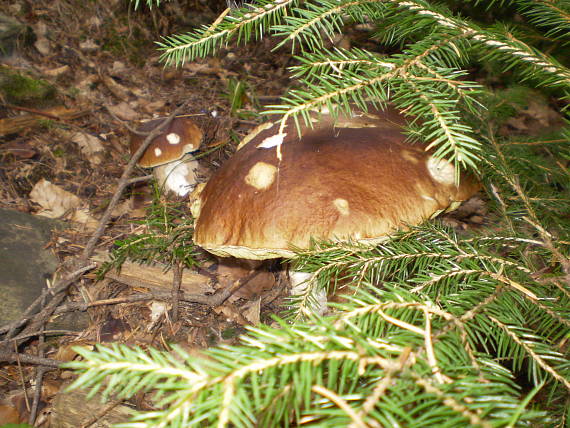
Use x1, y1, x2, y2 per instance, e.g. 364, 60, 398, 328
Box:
221, 327, 241, 340
52, 147, 66, 157
37, 119, 57, 129
0, 66, 57, 107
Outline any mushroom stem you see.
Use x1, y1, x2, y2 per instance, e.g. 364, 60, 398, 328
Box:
153, 155, 200, 197
289, 271, 328, 316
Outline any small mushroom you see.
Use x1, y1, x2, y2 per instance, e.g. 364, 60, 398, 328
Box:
191, 106, 480, 259
130, 116, 203, 196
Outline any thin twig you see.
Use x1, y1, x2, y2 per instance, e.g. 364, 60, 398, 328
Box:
126, 174, 153, 185
52, 285, 248, 314
79, 399, 126, 428
171, 261, 183, 322
15, 342, 30, 412
16, 289, 71, 350
4, 103, 64, 120
0, 352, 63, 368
0, 330, 80, 345
29, 295, 47, 426
29, 361, 47, 424
312, 385, 367, 428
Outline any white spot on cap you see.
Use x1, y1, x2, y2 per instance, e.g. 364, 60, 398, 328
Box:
166, 133, 181, 145
257, 133, 286, 149
154, 147, 162, 157
245, 162, 277, 190
333, 198, 350, 216
427, 157, 455, 185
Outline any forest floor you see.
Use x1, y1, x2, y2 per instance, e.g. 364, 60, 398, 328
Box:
0, 0, 564, 425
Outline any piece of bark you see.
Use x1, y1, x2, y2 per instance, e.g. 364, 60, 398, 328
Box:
50, 387, 133, 428
91, 251, 214, 294
0, 106, 89, 136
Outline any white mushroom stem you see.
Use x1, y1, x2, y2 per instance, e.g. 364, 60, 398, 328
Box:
289, 271, 328, 316
153, 155, 200, 197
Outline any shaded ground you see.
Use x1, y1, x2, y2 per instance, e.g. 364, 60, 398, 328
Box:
0, 1, 564, 425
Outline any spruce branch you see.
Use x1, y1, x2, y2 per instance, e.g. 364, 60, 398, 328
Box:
88, 1, 570, 424
67, 283, 554, 426
483, 133, 570, 273
144, 0, 570, 169
273, 0, 387, 50
131, 0, 164, 9
157, 0, 298, 65
289, 47, 396, 79
489, 316, 570, 389
511, 0, 570, 41
394, 1, 570, 87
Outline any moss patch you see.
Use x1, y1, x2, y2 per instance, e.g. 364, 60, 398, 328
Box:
0, 66, 57, 107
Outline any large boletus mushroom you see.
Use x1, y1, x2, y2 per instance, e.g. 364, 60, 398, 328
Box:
191, 106, 480, 260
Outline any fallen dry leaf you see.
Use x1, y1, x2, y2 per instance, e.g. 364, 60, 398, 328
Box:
42, 379, 64, 398
450, 195, 487, 219
0, 140, 37, 159
53, 344, 83, 362
0, 106, 88, 136
70, 207, 99, 231
34, 36, 51, 55
140, 99, 167, 114
149, 301, 168, 324
215, 303, 250, 325
241, 298, 261, 325
29, 178, 81, 218
183, 62, 217, 76
71, 131, 105, 165
108, 101, 139, 121
34, 21, 51, 55
234, 271, 276, 300
101, 73, 132, 101
79, 38, 99, 52
216, 259, 275, 300
110, 60, 127, 76
111, 198, 135, 218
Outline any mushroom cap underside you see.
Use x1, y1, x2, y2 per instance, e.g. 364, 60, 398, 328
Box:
193, 109, 480, 259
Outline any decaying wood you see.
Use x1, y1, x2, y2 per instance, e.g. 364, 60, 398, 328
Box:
91, 251, 214, 294
0, 106, 89, 136
51, 386, 133, 428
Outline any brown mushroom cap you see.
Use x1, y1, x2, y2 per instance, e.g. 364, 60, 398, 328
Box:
192, 107, 480, 259
129, 116, 203, 168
